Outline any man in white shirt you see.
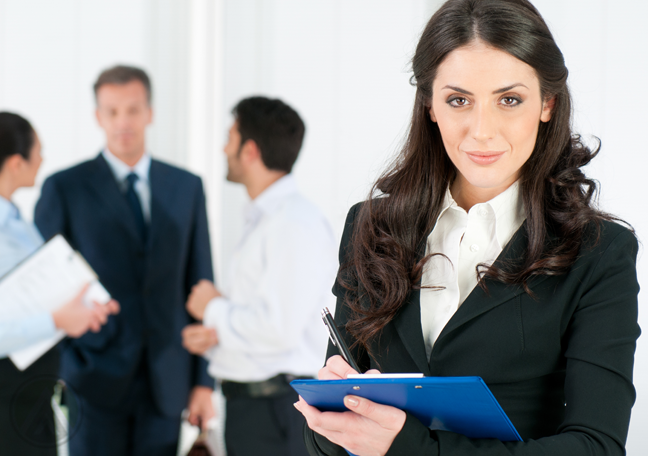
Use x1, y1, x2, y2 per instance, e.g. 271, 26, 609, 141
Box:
182, 96, 337, 456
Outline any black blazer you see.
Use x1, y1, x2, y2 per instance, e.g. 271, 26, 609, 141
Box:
305, 203, 640, 456
35, 154, 214, 417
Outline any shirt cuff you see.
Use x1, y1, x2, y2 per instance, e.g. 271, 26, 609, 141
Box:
203, 297, 229, 329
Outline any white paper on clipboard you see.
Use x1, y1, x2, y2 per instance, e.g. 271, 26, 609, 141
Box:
0, 234, 111, 370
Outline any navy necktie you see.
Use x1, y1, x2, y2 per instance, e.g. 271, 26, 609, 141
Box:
125, 172, 147, 242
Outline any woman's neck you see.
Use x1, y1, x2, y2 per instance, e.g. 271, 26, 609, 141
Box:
0, 172, 17, 201
450, 176, 515, 212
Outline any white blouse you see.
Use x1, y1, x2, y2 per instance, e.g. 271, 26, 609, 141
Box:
420, 181, 525, 358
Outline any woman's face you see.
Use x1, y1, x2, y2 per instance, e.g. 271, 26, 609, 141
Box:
429, 41, 553, 204
20, 133, 42, 187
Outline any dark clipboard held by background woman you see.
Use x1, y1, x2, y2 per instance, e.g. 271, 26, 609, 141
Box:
294, 0, 641, 455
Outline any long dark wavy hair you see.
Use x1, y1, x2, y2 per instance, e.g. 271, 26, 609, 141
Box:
343, 0, 616, 353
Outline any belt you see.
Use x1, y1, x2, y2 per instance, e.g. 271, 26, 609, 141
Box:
221, 374, 312, 400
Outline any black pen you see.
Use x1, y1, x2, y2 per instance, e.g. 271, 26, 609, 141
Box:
321, 307, 362, 373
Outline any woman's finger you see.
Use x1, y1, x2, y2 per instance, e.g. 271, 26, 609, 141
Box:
93, 304, 108, 324
325, 355, 358, 379
295, 397, 353, 433
318, 365, 345, 380
89, 313, 101, 333
343, 395, 406, 430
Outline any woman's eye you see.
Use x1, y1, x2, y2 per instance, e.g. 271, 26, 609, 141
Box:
448, 97, 469, 107
501, 97, 521, 107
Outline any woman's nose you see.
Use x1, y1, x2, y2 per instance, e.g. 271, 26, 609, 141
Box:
470, 104, 497, 142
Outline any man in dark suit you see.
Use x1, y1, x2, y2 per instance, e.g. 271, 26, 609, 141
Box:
35, 65, 215, 456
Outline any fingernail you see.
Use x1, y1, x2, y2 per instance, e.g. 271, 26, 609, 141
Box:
293, 402, 300, 409
345, 396, 359, 407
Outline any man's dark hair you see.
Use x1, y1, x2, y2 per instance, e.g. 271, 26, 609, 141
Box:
232, 96, 305, 173
93, 65, 152, 104
0, 112, 35, 170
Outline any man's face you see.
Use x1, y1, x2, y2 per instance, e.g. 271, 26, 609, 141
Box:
95, 80, 152, 164
224, 122, 245, 183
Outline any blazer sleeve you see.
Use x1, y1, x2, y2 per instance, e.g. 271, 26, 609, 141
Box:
186, 177, 215, 389
34, 175, 68, 241
305, 218, 640, 456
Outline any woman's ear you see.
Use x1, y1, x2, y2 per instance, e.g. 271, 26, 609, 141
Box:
429, 106, 437, 123
540, 96, 556, 123
1, 154, 23, 174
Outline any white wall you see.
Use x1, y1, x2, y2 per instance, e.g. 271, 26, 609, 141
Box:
1, 0, 647, 453
0, 0, 192, 218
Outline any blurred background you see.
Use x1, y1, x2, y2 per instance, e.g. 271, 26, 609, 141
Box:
1, 0, 646, 452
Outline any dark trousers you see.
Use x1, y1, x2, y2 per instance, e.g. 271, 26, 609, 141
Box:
68, 365, 181, 456
225, 388, 309, 456
0, 349, 59, 456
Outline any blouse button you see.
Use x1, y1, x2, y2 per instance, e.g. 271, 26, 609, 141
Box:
478, 207, 488, 217
470, 244, 480, 252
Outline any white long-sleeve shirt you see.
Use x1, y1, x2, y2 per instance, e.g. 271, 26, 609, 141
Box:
203, 175, 337, 382
420, 181, 525, 358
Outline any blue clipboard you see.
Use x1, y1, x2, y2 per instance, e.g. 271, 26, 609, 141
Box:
292, 376, 521, 445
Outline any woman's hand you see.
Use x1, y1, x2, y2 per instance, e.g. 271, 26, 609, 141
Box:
295, 355, 404, 455
52, 284, 120, 337
295, 394, 406, 456
318, 354, 380, 379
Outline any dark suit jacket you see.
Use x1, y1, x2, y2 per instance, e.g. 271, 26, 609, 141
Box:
306, 203, 640, 456
35, 154, 214, 417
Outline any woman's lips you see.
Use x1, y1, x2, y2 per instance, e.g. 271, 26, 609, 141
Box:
465, 151, 505, 165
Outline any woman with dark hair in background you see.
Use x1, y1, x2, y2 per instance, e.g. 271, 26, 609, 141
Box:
0, 112, 119, 455
295, 0, 640, 454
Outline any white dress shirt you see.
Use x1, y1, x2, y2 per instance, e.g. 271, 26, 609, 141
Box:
420, 181, 525, 358
203, 175, 337, 382
0, 196, 56, 358
102, 148, 152, 222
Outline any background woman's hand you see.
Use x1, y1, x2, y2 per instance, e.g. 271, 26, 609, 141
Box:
52, 284, 120, 337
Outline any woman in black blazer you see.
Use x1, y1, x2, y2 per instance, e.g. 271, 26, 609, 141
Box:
295, 0, 640, 455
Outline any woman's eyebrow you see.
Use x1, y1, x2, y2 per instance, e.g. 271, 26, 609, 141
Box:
440, 83, 529, 95
441, 85, 473, 95
493, 83, 528, 94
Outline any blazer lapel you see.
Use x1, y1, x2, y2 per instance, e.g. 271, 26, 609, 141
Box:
147, 160, 177, 251
393, 287, 433, 375
391, 238, 432, 376
434, 224, 549, 347
83, 154, 143, 243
